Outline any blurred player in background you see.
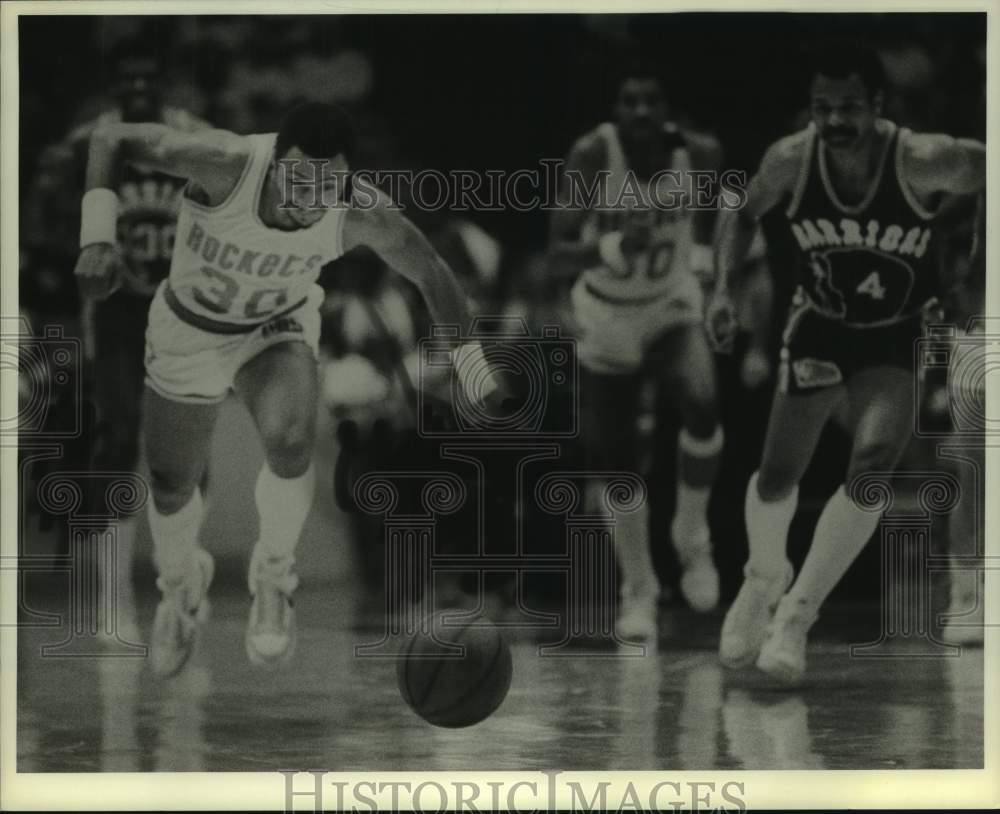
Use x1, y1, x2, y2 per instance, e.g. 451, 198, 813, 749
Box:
74, 102, 503, 676
937, 193, 986, 646
25, 40, 209, 636
709, 42, 985, 683
549, 63, 726, 638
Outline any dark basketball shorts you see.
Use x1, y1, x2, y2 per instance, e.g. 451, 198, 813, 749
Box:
779, 291, 924, 395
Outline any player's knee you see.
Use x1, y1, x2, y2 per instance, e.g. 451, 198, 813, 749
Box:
680, 400, 719, 438
674, 381, 719, 437
261, 423, 314, 477
148, 467, 200, 514
755, 465, 800, 502
847, 441, 906, 483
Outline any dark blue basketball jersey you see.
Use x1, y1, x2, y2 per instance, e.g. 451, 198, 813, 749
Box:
785, 121, 939, 327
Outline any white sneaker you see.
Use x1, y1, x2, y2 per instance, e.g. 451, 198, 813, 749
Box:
679, 546, 721, 613
755, 595, 818, 685
151, 549, 214, 678
618, 590, 659, 640
719, 561, 793, 668
245, 546, 299, 666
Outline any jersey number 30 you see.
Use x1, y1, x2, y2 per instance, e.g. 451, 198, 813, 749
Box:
192, 266, 289, 319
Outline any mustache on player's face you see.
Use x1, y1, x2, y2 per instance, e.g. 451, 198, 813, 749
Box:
823, 126, 856, 142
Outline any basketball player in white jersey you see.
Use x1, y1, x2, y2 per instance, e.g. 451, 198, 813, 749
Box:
708, 43, 984, 683
550, 65, 726, 638
75, 102, 498, 676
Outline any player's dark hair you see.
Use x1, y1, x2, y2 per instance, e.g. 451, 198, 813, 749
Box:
618, 57, 664, 90
109, 37, 164, 76
276, 102, 358, 164
809, 40, 886, 99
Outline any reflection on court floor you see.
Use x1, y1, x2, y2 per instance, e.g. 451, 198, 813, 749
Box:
17, 585, 982, 772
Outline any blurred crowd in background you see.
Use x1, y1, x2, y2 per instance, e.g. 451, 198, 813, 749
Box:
17, 13, 987, 601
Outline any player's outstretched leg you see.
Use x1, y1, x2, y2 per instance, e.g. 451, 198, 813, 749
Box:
581, 369, 660, 640
720, 380, 840, 669
652, 323, 723, 612
236, 340, 319, 666
941, 337, 986, 647
756, 367, 912, 684
672, 426, 723, 612
144, 387, 220, 677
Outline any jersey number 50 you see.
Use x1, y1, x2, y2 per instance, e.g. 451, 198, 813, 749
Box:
609, 243, 675, 281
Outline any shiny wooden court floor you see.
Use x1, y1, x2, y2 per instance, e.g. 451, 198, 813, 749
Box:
17, 585, 983, 772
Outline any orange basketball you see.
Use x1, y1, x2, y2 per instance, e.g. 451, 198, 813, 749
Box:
397, 610, 513, 728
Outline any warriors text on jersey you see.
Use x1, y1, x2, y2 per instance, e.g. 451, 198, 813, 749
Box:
165, 132, 348, 331
785, 120, 939, 327
579, 122, 694, 303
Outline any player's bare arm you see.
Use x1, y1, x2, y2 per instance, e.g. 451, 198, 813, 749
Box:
343, 193, 507, 404
904, 133, 985, 198
85, 123, 248, 199
548, 132, 608, 278
683, 129, 726, 275
74, 125, 249, 301
343, 192, 473, 331
708, 132, 804, 349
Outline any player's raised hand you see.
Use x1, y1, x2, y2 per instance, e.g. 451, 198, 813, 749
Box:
74, 243, 124, 302
705, 288, 738, 354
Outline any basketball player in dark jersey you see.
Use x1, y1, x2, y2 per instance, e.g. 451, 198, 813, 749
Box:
28, 41, 209, 640
708, 42, 985, 683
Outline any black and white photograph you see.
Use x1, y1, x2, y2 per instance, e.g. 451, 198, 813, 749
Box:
1, 2, 996, 810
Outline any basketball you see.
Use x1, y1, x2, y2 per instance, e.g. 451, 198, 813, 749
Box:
397, 610, 513, 728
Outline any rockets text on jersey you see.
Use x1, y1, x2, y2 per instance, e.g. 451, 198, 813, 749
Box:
579, 122, 694, 303
165, 132, 348, 331
785, 120, 940, 327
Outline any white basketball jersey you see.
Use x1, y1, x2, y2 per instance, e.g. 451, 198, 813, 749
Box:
579, 122, 693, 302
167, 133, 347, 328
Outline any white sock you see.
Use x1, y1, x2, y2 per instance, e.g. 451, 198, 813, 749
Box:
254, 461, 316, 563
786, 485, 882, 612
672, 427, 723, 556
744, 471, 798, 576
149, 490, 204, 583
587, 480, 657, 598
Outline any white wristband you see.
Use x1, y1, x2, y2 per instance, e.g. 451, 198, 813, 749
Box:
597, 231, 627, 274
80, 188, 119, 248
452, 342, 498, 404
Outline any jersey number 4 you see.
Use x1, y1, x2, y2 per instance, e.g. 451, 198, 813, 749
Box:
856, 271, 887, 300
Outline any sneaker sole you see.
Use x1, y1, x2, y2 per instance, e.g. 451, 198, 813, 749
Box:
151, 554, 214, 679
617, 624, 657, 641
755, 650, 805, 685
681, 576, 720, 613
717, 565, 794, 668
245, 610, 297, 667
